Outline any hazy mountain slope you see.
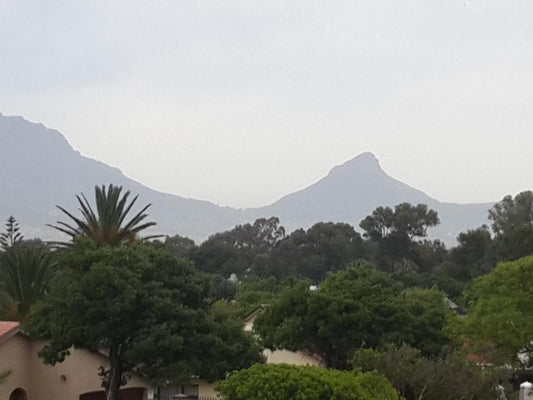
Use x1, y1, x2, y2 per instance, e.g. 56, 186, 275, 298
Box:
0, 113, 494, 245
0, 113, 247, 241
252, 153, 493, 244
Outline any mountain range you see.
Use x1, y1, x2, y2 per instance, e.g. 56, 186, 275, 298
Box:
0, 112, 494, 246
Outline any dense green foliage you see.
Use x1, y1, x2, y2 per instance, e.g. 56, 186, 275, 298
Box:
4, 189, 533, 398
216, 363, 401, 400
360, 203, 439, 241
234, 275, 283, 315
193, 219, 365, 282
255, 263, 453, 368
0, 217, 55, 321
449, 227, 495, 281
488, 191, 533, 262
29, 240, 262, 399
260, 222, 365, 281
463, 255, 533, 367
489, 191, 533, 235
0, 240, 55, 321
30, 241, 208, 388
187, 301, 264, 380
352, 345, 510, 400
360, 203, 443, 275
209, 273, 238, 302
192, 217, 285, 277
158, 234, 197, 259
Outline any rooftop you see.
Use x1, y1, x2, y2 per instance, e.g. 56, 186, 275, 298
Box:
0, 321, 20, 340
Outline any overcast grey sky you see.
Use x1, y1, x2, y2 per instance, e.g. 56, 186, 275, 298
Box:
1, 1, 532, 208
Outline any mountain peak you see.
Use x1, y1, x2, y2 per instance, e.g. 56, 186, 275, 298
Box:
342, 152, 380, 168
328, 152, 383, 178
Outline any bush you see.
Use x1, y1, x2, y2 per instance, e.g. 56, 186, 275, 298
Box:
215, 363, 400, 400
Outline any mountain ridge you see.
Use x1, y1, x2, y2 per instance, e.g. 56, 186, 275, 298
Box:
0, 112, 494, 245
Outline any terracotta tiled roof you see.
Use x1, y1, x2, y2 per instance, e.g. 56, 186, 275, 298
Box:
0, 321, 20, 339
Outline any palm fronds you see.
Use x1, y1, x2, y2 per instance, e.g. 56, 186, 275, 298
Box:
48, 184, 159, 246
0, 244, 55, 321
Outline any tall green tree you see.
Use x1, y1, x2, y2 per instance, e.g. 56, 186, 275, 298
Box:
261, 222, 365, 282
0, 215, 53, 321
0, 216, 23, 250
48, 184, 158, 246
255, 264, 452, 369
492, 224, 533, 262
191, 302, 264, 380
463, 255, 533, 367
360, 203, 440, 274
0, 241, 55, 321
450, 226, 495, 280
192, 217, 285, 277
160, 234, 197, 259
488, 191, 533, 235
360, 203, 439, 241
29, 241, 262, 400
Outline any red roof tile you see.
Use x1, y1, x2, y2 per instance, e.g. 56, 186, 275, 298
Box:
0, 321, 20, 339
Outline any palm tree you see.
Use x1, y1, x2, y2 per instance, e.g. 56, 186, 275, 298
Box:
0, 242, 55, 321
49, 184, 158, 246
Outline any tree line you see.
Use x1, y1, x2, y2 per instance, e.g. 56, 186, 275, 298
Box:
2, 185, 533, 399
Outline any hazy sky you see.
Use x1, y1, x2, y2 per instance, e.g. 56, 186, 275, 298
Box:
1, 1, 532, 208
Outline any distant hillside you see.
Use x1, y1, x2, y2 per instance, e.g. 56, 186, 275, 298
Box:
0, 113, 494, 245
0, 112, 247, 242
253, 153, 493, 244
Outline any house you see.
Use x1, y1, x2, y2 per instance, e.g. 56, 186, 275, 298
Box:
0, 306, 323, 400
0, 321, 152, 400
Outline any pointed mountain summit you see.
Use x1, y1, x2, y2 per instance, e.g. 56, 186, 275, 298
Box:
258, 152, 435, 221
329, 152, 382, 175
255, 152, 492, 244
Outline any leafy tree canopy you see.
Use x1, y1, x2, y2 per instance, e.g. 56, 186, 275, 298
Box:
260, 222, 365, 282
209, 274, 238, 302
255, 263, 452, 369
360, 203, 439, 241
352, 345, 510, 400
29, 240, 261, 399
463, 255, 533, 367
489, 191, 533, 235
190, 301, 264, 381
492, 224, 533, 262
160, 234, 197, 259
216, 363, 400, 400
192, 217, 285, 277
359, 204, 440, 274
450, 226, 495, 280
234, 275, 283, 315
